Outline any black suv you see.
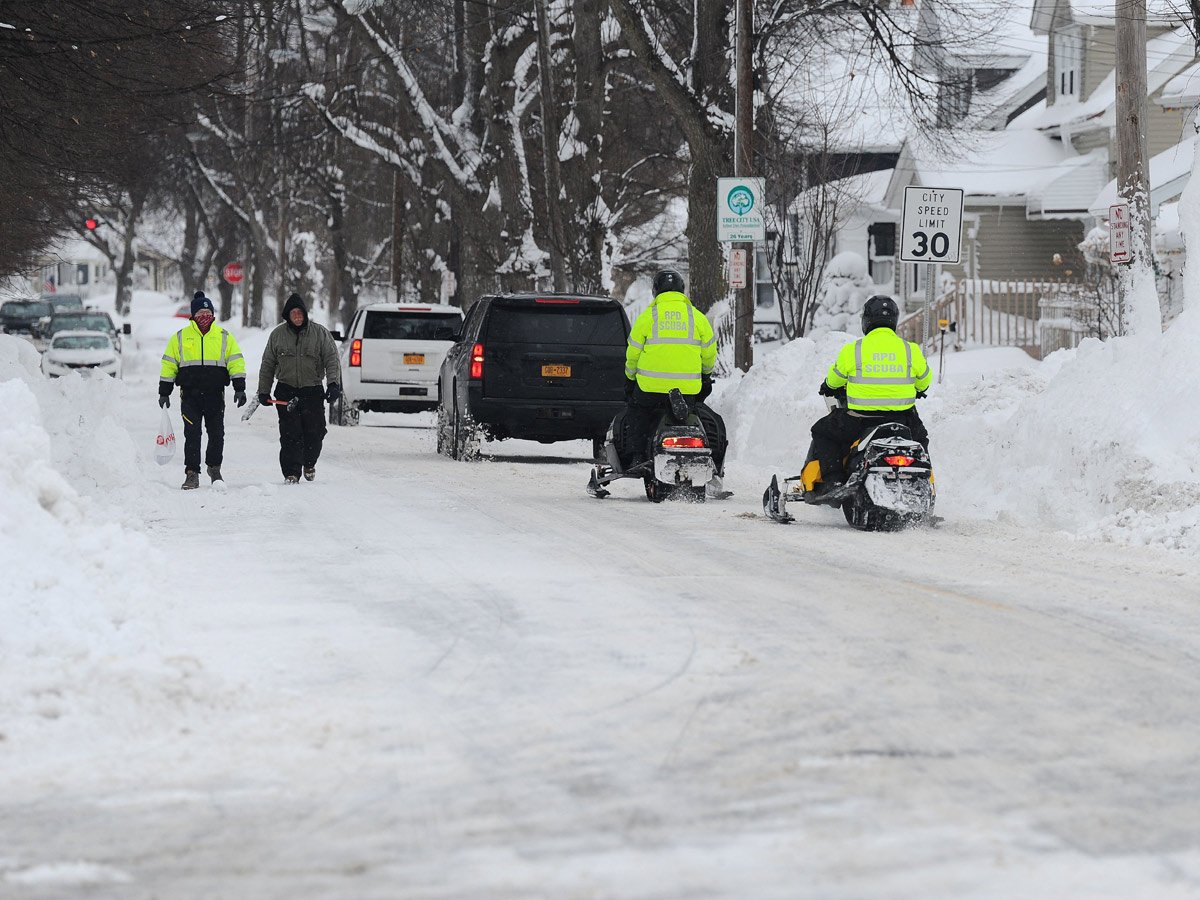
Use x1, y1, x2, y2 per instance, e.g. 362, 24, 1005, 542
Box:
437, 292, 630, 459
0, 299, 54, 337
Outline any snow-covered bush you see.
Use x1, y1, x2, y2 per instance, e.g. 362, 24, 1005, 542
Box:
810, 251, 875, 335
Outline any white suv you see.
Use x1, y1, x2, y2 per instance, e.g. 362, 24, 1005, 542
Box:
331, 303, 463, 426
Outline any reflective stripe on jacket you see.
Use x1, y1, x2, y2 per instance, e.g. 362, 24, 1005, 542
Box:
824, 327, 931, 411
159, 322, 246, 393
624, 290, 717, 395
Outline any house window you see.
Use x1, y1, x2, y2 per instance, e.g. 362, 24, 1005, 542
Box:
76, 264, 89, 285
937, 67, 973, 127
755, 249, 774, 309
868, 222, 895, 286
1054, 26, 1082, 99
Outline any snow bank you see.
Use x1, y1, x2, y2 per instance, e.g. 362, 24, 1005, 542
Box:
716, 315, 1200, 552
0, 335, 219, 778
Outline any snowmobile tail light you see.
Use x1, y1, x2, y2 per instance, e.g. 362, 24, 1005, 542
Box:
662, 436, 705, 449
470, 343, 484, 379
883, 455, 914, 467
350, 339, 362, 367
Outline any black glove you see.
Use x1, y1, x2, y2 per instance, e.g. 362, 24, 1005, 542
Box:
325, 382, 341, 402
916, 390, 927, 399
624, 378, 635, 400
234, 390, 247, 407
158, 395, 170, 409
259, 393, 272, 407
818, 381, 836, 397
698, 375, 713, 402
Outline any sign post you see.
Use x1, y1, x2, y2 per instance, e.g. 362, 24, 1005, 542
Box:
223, 262, 245, 285
900, 186, 964, 344
717, 177, 765, 372
1108, 203, 1131, 264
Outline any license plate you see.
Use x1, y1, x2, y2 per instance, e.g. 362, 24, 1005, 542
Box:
542, 364, 571, 378
403, 353, 425, 365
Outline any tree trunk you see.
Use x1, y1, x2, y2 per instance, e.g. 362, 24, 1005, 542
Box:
113, 185, 147, 317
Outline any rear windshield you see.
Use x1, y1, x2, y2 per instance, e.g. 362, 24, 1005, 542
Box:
49, 314, 112, 334
47, 296, 84, 310
363, 311, 461, 340
2, 301, 52, 316
53, 334, 112, 350
485, 305, 626, 345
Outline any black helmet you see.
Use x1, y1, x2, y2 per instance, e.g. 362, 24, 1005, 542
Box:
653, 269, 686, 297
861, 295, 899, 334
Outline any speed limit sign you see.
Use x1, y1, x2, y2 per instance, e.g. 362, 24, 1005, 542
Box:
900, 186, 964, 264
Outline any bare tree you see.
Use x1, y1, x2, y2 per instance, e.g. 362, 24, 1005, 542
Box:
0, 0, 236, 276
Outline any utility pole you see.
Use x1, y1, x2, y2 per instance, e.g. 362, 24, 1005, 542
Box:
1115, 0, 1160, 335
733, 0, 754, 372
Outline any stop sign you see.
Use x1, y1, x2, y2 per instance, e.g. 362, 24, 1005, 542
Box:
223, 262, 244, 284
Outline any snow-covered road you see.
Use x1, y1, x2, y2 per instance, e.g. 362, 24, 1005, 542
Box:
6, 382, 1200, 899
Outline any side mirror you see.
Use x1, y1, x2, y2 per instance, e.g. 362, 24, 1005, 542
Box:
122, 323, 132, 335
330, 330, 344, 341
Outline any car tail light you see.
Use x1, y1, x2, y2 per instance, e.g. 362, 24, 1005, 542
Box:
470, 343, 484, 379
883, 454, 914, 467
349, 339, 362, 367
534, 298, 580, 304
662, 436, 705, 449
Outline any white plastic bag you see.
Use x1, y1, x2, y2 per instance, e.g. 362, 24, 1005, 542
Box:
155, 407, 176, 466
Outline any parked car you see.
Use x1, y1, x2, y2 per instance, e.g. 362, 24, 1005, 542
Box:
40, 330, 122, 379
174, 302, 192, 318
436, 292, 630, 459
42, 310, 126, 353
42, 293, 85, 313
0, 299, 54, 337
331, 302, 464, 425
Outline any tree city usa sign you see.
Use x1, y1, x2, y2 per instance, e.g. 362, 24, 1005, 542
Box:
717, 177, 766, 242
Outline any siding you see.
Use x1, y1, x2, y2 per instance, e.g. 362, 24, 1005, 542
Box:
1083, 25, 1115, 101
970, 208, 1085, 280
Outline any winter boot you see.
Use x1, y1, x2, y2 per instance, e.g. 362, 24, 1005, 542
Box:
303, 466, 316, 482
284, 474, 300, 484
181, 470, 200, 490
206, 465, 223, 484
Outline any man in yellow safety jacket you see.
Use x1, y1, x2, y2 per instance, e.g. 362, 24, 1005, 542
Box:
622, 269, 718, 466
159, 291, 248, 490
804, 294, 931, 493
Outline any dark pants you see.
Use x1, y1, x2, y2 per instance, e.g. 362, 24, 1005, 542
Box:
274, 383, 327, 477
623, 385, 692, 464
180, 389, 225, 472
810, 406, 929, 482
621, 385, 727, 470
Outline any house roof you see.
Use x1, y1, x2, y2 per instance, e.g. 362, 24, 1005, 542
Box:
1030, 0, 1188, 33
884, 128, 1096, 207
1159, 59, 1200, 107
1087, 133, 1197, 216
773, 1, 1043, 154
787, 168, 896, 220
1025, 25, 1195, 134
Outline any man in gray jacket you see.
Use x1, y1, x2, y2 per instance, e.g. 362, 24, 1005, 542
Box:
258, 293, 342, 483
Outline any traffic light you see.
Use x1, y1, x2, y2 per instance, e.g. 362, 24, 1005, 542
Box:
85, 217, 97, 230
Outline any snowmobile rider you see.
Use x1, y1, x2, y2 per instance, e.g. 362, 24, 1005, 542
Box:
158, 291, 248, 490
804, 294, 931, 494
622, 269, 718, 467
257, 292, 341, 484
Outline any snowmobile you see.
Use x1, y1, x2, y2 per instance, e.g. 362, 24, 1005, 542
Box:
763, 397, 936, 531
587, 388, 727, 502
